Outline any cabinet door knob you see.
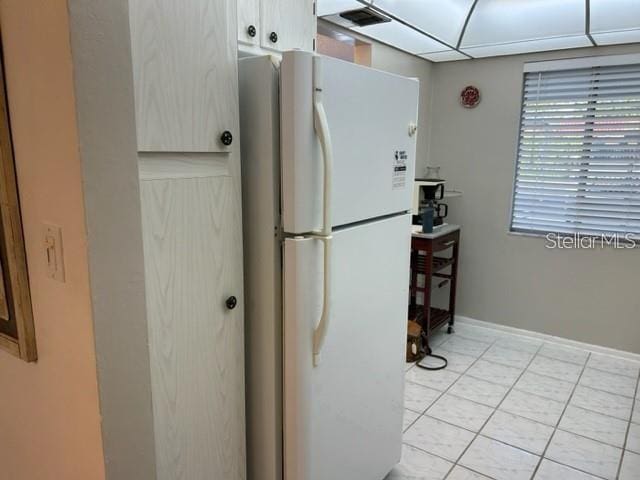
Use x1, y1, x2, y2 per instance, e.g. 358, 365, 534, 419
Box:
247, 25, 257, 37
269, 31, 278, 43
225, 296, 237, 310
220, 130, 233, 146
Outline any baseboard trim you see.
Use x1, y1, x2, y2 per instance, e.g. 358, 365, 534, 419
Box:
454, 315, 640, 363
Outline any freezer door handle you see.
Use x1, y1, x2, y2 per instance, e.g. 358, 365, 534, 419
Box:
313, 55, 333, 237
311, 234, 332, 367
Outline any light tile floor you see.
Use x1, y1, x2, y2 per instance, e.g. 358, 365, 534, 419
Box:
390, 323, 640, 480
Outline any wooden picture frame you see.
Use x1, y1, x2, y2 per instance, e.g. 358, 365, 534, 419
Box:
0, 42, 36, 362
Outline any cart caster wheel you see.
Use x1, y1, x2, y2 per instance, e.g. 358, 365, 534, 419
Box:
447, 326, 454, 334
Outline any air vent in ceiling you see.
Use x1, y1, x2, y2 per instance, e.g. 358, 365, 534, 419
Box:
339, 8, 391, 27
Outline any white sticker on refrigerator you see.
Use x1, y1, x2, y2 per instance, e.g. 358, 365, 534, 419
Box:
392, 150, 408, 190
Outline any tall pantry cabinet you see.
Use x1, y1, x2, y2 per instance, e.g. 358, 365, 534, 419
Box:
128, 0, 245, 479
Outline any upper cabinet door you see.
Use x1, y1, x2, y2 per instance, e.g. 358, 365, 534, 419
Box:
129, 0, 238, 152
261, 0, 316, 52
238, 0, 260, 46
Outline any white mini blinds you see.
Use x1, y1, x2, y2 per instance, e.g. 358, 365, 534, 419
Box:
511, 55, 640, 239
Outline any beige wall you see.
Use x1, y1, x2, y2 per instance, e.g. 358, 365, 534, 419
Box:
318, 20, 434, 175
317, 32, 356, 62
0, 1, 105, 479
427, 44, 640, 353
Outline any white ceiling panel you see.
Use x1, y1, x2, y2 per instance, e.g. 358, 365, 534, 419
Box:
373, 0, 475, 46
592, 29, 640, 46
462, 35, 593, 58
591, 0, 640, 35
319, 0, 640, 63
353, 20, 449, 55
420, 50, 468, 62
462, 0, 585, 48
317, 0, 370, 17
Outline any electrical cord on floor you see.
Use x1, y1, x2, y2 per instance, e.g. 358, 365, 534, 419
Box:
414, 332, 448, 371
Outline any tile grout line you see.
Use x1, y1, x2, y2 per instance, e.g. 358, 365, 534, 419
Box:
403, 329, 500, 479
515, 390, 632, 426
455, 321, 640, 365
438, 334, 505, 480
419, 331, 574, 452
455, 346, 633, 478
442, 352, 628, 480
442, 337, 547, 479
582, 365, 640, 380
472, 434, 610, 480
465, 365, 637, 405
454, 330, 640, 381
615, 368, 640, 479
421, 430, 613, 480
450, 355, 638, 415
403, 330, 496, 433
404, 327, 640, 480
403, 440, 495, 480
553, 426, 630, 452
529, 350, 592, 480
559, 380, 637, 401
458, 328, 640, 477
419, 403, 632, 455
403, 330, 499, 477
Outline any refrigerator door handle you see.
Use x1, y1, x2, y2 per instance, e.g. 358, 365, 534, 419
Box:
310, 234, 332, 367
313, 56, 333, 237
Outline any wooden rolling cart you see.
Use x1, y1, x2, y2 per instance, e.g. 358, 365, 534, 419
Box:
409, 224, 460, 338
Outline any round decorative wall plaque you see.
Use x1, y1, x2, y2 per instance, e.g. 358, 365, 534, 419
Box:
460, 85, 481, 108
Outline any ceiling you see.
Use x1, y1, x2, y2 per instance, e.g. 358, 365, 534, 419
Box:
318, 0, 640, 62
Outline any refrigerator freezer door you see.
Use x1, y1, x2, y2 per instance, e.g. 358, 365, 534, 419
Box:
283, 214, 411, 480
281, 51, 419, 234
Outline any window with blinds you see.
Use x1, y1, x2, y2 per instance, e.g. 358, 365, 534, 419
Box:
511, 60, 640, 240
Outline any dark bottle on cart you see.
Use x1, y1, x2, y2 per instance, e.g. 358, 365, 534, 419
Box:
422, 206, 434, 233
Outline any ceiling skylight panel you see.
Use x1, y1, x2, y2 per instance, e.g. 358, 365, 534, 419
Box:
462, 0, 586, 48
352, 20, 449, 55
420, 50, 468, 62
318, 0, 640, 61
591, 30, 640, 46
462, 36, 592, 58
591, 0, 640, 45
373, 0, 475, 46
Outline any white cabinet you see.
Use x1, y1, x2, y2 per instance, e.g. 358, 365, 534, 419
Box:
139, 160, 246, 480
129, 0, 238, 152
238, 0, 316, 52
238, 0, 260, 46
129, 0, 246, 479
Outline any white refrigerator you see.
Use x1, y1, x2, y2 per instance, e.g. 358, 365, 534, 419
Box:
240, 51, 419, 480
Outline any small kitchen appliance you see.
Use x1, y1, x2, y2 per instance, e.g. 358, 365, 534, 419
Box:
413, 179, 449, 230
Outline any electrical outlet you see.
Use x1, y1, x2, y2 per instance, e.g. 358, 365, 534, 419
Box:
43, 224, 65, 283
